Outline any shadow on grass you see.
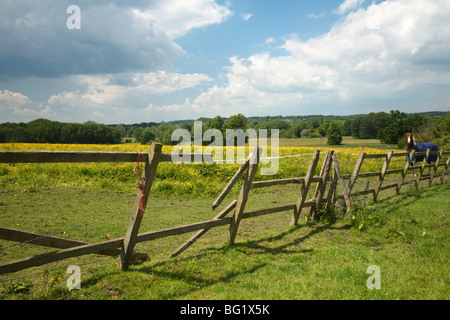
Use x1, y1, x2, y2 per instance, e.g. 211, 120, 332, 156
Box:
231, 223, 351, 256
65, 220, 351, 299
131, 222, 350, 298
137, 262, 268, 299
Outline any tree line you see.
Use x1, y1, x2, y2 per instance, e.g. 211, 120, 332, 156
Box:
117, 110, 448, 148
1, 110, 448, 148
0, 119, 121, 144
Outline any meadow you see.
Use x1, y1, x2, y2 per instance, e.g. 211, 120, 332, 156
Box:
0, 139, 402, 197
0, 140, 448, 300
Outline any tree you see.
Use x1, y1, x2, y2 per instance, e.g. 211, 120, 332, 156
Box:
377, 120, 405, 145
326, 122, 342, 145
0, 123, 17, 142
404, 114, 426, 132
206, 116, 224, 131
389, 110, 407, 121
291, 121, 309, 138
350, 112, 393, 139
204, 116, 225, 145
133, 127, 144, 143
11, 124, 30, 142
60, 123, 81, 143
223, 114, 247, 131
377, 113, 427, 148
155, 123, 176, 145
444, 112, 450, 133
140, 128, 155, 145
351, 118, 361, 138
341, 119, 352, 136
301, 129, 309, 138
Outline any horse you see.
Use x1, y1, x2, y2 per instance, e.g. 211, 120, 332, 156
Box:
405, 132, 440, 176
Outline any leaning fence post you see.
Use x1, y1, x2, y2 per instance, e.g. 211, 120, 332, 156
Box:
331, 153, 352, 213
348, 152, 366, 197
229, 147, 261, 245
310, 150, 334, 221
373, 150, 393, 201
119, 142, 162, 270
397, 150, 415, 194
291, 149, 320, 225
416, 148, 430, 187
212, 157, 250, 210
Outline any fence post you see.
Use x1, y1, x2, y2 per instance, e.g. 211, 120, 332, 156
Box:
291, 150, 320, 225
348, 152, 366, 198
431, 149, 444, 183
119, 142, 162, 270
331, 153, 352, 213
229, 147, 261, 245
373, 150, 393, 201
326, 166, 338, 210
397, 150, 415, 194
212, 157, 250, 210
416, 149, 430, 186
310, 150, 334, 221
440, 151, 449, 183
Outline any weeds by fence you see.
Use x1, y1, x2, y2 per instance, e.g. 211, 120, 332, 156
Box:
0, 144, 449, 276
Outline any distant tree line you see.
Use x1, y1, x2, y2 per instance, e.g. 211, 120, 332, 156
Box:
0, 119, 121, 144
1, 111, 448, 148
120, 110, 447, 148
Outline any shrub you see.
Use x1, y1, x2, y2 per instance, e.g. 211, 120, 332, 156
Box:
326, 122, 342, 145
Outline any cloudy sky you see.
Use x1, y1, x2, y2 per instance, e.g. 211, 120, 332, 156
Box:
1, 0, 449, 124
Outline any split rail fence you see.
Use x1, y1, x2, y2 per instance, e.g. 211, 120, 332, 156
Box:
0, 143, 449, 275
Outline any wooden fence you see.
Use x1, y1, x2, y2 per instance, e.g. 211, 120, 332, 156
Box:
0, 144, 449, 274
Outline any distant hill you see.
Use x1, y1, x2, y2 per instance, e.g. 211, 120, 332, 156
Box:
113, 111, 447, 127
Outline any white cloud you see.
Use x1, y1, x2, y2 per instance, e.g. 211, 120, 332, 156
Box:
151, 98, 204, 114
0, 90, 32, 108
334, 0, 365, 15
178, 0, 450, 117
0, 90, 59, 120
3, 0, 450, 124
265, 37, 276, 44
47, 71, 213, 111
15, 105, 57, 119
308, 13, 325, 19
241, 13, 253, 21
133, 0, 233, 39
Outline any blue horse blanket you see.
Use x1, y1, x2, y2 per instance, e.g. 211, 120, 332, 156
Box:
406, 142, 440, 164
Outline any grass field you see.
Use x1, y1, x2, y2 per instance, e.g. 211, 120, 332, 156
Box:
0, 141, 449, 300
277, 136, 398, 149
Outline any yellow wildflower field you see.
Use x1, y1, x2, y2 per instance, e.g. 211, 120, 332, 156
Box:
0, 143, 405, 196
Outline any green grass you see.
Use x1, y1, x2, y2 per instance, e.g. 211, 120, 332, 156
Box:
277, 136, 399, 149
1, 177, 449, 300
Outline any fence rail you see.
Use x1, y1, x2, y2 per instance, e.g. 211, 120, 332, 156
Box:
0, 144, 449, 274
0, 150, 210, 164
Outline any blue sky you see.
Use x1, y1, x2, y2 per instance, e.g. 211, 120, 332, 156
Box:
1, 0, 449, 124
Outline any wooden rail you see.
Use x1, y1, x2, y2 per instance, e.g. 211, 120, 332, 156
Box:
0, 150, 207, 164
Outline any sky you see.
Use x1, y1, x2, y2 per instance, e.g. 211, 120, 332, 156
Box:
1, 0, 450, 125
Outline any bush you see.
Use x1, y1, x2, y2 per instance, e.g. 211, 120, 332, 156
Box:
326, 122, 342, 145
